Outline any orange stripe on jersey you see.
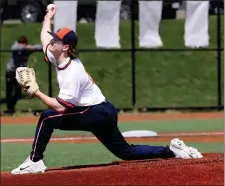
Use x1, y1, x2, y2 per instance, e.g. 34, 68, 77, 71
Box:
57, 59, 72, 70
56, 97, 75, 109
44, 44, 50, 63
44, 55, 49, 63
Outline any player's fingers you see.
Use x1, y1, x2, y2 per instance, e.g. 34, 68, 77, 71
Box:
45, 10, 50, 15
52, 8, 56, 13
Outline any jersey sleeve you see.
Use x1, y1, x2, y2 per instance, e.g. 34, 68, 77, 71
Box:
44, 44, 57, 65
57, 70, 81, 108
56, 97, 75, 109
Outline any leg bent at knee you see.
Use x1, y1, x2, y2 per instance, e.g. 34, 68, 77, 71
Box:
113, 144, 175, 161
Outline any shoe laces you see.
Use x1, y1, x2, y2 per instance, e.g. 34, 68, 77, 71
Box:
189, 147, 202, 157
178, 140, 183, 144
189, 147, 199, 152
176, 139, 185, 147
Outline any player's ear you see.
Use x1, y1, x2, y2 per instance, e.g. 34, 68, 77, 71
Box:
62, 44, 69, 51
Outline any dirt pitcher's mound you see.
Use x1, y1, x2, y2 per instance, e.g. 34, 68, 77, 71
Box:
2, 153, 223, 186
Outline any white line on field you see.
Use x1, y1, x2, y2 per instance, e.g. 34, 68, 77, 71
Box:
157, 132, 224, 137
1, 132, 223, 143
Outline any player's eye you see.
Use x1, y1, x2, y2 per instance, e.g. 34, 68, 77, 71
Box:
50, 40, 54, 45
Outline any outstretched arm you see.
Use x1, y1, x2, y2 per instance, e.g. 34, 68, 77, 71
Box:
25, 44, 43, 52
11, 42, 27, 51
11, 42, 41, 52
40, 5, 56, 52
34, 90, 66, 113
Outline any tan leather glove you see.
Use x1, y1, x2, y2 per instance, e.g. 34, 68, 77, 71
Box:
15, 67, 39, 97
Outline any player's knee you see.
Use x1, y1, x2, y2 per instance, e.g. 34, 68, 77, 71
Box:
40, 110, 51, 120
40, 110, 56, 120
39, 110, 56, 126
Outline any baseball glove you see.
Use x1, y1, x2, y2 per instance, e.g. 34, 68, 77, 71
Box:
15, 67, 39, 97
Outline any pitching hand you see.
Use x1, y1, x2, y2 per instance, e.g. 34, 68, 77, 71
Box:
45, 4, 56, 19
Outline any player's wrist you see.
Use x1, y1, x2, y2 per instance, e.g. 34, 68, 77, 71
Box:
44, 15, 52, 20
34, 89, 41, 97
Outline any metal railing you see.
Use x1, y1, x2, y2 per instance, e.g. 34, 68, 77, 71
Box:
76, 0, 224, 111
1, 0, 224, 112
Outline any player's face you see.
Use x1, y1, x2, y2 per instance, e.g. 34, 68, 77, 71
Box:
49, 38, 64, 55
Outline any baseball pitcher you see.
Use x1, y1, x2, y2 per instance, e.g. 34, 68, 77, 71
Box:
11, 4, 203, 174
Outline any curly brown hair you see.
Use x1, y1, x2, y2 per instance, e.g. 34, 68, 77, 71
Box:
68, 43, 78, 59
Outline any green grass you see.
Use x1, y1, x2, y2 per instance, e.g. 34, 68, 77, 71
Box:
1, 119, 223, 138
1, 142, 223, 172
1, 16, 224, 111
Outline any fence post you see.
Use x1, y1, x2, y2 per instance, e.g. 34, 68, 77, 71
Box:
216, 0, 222, 110
48, 62, 52, 97
131, 0, 136, 110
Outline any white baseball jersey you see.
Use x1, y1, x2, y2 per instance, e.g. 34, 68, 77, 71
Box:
45, 46, 105, 108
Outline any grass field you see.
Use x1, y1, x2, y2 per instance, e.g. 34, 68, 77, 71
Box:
1, 119, 224, 138
1, 16, 224, 111
1, 117, 224, 172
